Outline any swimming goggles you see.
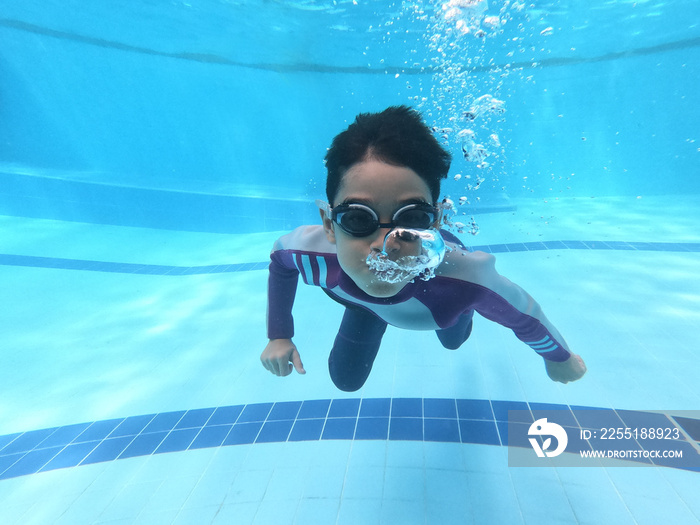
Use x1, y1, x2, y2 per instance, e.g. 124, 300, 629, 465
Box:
317, 200, 440, 238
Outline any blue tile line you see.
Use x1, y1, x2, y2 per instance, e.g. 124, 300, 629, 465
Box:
0, 398, 697, 480
0, 254, 270, 275
1, 242, 698, 275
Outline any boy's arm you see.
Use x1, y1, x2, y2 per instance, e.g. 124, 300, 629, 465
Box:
262, 249, 306, 376
266, 250, 299, 340
459, 251, 586, 383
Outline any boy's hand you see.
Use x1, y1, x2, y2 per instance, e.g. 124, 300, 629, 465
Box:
544, 354, 586, 384
261, 339, 306, 377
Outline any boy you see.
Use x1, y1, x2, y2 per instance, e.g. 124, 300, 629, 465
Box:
261, 106, 586, 391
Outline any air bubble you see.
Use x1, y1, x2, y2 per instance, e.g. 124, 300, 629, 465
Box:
366, 229, 447, 283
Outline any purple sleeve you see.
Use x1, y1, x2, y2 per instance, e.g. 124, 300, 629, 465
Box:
266, 250, 299, 340
473, 286, 572, 362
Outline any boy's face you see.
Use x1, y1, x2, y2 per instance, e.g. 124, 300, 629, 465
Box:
321, 160, 435, 298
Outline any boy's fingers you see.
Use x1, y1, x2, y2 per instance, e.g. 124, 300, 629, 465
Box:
265, 357, 286, 376
264, 360, 277, 375
278, 357, 293, 376
262, 359, 275, 374
291, 349, 306, 375
261, 343, 304, 377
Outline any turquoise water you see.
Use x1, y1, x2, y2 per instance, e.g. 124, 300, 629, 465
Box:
1, 1, 699, 524
1, 0, 699, 227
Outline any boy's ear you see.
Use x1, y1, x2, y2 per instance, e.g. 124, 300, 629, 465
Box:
320, 209, 337, 244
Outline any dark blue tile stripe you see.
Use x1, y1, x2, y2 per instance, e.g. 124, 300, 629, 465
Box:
0, 398, 697, 479
467, 241, 700, 254
0, 253, 270, 275
1, 241, 698, 275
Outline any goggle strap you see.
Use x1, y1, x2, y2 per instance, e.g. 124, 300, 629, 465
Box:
315, 200, 331, 216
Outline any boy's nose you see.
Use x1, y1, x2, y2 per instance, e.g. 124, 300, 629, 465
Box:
370, 227, 400, 255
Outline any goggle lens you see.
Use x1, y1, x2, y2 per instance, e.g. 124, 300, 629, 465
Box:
336, 209, 377, 234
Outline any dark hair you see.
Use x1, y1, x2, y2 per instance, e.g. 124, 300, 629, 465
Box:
324, 105, 451, 205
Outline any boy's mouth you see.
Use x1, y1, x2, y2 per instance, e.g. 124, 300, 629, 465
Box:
365, 228, 448, 284
366, 253, 424, 284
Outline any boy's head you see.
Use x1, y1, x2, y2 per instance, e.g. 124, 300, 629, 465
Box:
324, 106, 452, 206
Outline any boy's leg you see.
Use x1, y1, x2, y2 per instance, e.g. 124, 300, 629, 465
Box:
328, 307, 387, 392
436, 312, 474, 350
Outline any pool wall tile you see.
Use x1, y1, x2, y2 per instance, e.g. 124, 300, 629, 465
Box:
207, 405, 244, 426
176, 408, 215, 429
289, 419, 324, 442
328, 399, 361, 418
355, 417, 390, 440
40, 441, 99, 472
391, 398, 422, 418
143, 412, 186, 433
256, 420, 294, 443
298, 399, 331, 419
459, 420, 500, 446
224, 422, 263, 445
189, 425, 232, 449
120, 432, 169, 459
389, 417, 423, 441
424, 398, 458, 419
1, 399, 697, 479
322, 418, 357, 440
1, 428, 57, 455
81, 436, 134, 465
359, 398, 391, 417
268, 401, 302, 421
111, 415, 155, 438
39, 423, 92, 448
456, 399, 494, 421
238, 403, 273, 423
1, 447, 62, 479
424, 419, 460, 443
154, 428, 199, 454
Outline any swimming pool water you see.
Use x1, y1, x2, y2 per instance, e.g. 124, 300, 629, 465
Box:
1, 195, 699, 523
1, 0, 700, 523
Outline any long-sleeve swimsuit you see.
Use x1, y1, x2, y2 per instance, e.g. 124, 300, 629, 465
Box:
267, 225, 571, 391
